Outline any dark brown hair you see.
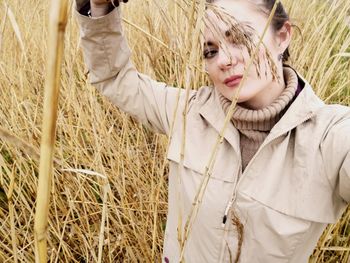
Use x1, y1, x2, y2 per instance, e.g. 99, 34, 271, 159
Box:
206, 0, 291, 62
258, 0, 290, 62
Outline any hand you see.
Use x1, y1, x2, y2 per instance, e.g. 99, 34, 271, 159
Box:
90, 0, 129, 17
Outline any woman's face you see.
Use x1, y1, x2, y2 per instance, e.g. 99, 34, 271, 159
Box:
204, 0, 287, 109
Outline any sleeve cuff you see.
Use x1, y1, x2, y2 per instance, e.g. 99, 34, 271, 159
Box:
74, 0, 116, 19
74, 2, 121, 32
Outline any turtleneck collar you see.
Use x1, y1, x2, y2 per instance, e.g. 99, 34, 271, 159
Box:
218, 67, 299, 170
219, 67, 299, 133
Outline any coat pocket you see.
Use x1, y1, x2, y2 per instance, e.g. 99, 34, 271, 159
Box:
235, 190, 323, 262
237, 130, 343, 223
166, 129, 239, 183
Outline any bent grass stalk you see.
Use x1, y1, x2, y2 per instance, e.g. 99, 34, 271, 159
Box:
178, 1, 281, 261
0, 126, 62, 166
122, 16, 207, 75
33, 0, 68, 262
62, 168, 110, 263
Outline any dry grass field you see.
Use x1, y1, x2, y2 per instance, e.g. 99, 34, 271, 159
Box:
0, 0, 349, 262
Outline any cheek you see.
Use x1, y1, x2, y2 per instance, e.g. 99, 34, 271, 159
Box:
254, 47, 274, 72
256, 48, 268, 69
262, 36, 280, 60
206, 62, 218, 80
238, 47, 256, 69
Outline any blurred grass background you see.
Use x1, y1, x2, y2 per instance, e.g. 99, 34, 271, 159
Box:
0, 0, 349, 262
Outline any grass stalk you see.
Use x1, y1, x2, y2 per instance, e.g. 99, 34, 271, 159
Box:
8, 166, 17, 263
98, 182, 109, 263
33, 0, 68, 262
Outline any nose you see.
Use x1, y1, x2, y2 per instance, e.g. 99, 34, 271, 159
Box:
217, 46, 239, 70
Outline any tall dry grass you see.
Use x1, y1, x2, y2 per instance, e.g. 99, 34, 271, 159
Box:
0, 0, 349, 262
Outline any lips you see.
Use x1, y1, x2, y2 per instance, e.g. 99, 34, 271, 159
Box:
224, 75, 243, 88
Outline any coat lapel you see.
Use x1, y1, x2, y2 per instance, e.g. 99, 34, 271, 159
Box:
198, 87, 241, 155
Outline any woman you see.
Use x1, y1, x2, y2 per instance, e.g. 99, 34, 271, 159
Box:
75, 0, 350, 262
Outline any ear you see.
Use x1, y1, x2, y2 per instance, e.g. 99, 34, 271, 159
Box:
276, 21, 292, 53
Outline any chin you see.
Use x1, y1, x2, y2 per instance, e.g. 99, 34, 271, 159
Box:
231, 91, 256, 104
216, 83, 259, 103
237, 93, 253, 102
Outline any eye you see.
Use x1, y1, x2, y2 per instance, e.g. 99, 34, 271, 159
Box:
203, 48, 218, 59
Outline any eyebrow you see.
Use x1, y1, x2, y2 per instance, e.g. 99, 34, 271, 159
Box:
203, 41, 215, 47
203, 21, 254, 47
225, 21, 253, 37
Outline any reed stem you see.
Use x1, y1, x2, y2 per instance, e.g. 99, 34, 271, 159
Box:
34, 0, 68, 262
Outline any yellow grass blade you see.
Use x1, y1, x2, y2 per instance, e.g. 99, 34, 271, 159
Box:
334, 52, 350, 58
3, 3, 25, 57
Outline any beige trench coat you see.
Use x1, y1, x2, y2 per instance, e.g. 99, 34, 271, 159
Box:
75, 3, 350, 262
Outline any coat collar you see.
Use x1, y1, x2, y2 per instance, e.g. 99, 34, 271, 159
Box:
198, 87, 241, 154
198, 70, 324, 150
269, 72, 324, 137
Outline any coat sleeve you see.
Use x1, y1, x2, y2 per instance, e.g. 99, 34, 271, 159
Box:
74, 1, 196, 135
321, 115, 350, 203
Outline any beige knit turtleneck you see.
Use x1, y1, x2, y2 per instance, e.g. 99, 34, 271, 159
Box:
219, 67, 299, 170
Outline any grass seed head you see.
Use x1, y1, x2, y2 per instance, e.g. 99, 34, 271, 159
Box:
204, 3, 280, 83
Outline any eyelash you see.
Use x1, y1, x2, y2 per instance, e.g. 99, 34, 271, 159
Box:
203, 49, 218, 59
